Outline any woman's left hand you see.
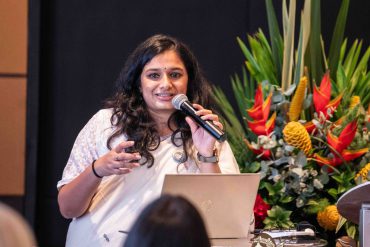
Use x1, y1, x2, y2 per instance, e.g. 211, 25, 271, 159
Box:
185, 103, 223, 157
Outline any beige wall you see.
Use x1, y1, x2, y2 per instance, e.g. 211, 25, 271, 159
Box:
0, 0, 28, 195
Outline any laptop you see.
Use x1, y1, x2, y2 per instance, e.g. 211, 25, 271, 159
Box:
161, 173, 260, 246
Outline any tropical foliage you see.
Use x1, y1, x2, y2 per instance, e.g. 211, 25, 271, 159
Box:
213, 0, 370, 244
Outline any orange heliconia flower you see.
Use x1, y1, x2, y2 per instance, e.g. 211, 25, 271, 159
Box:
246, 84, 276, 136
243, 138, 271, 159
314, 120, 368, 167
245, 84, 276, 159
313, 72, 343, 118
304, 72, 343, 133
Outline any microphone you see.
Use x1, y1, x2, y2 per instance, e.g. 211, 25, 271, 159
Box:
172, 94, 226, 142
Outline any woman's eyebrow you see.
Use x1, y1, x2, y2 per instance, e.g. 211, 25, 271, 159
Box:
144, 67, 185, 72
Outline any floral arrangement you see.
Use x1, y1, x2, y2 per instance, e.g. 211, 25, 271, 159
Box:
213, 0, 370, 244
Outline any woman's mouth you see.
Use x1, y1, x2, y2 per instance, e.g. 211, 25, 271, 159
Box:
155, 93, 175, 101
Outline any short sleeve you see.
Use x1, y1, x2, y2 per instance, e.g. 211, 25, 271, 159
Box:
56, 110, 111, 189
217, 141, 240, 174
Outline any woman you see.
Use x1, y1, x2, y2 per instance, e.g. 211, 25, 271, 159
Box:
124, 195, 210, 247
57, 34, 239, 247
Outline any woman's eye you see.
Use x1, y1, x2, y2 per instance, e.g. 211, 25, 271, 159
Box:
148, 73, 160, 79
170, 72, 181, 79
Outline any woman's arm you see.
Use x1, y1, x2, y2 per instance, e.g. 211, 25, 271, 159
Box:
58, 141, 141, 219
185, 104, 225, 173
58, 164, 102, 219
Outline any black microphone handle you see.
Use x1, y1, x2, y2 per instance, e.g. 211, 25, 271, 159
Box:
180, 101, 226, 142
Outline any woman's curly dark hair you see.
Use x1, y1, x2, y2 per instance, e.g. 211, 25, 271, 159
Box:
104, 34, 213, 167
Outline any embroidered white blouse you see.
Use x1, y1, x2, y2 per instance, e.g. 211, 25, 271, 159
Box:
57, 109, 240, 247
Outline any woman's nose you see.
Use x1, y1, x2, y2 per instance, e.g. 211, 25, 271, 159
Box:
160, 74, 173, 88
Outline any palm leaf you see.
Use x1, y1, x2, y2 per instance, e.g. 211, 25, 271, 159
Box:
335, 64, 348, 95
212, 86, 250, 164
230, 71, 251, 121
338, 38, 348, 64
265, 0, 283, 76
293, 0, 311, 86
343, 40, 362, 78
281, 0, 296, 92
328, 0, 350, 79
249, 32, 277, 85
237, 37, 263, 80
349, 46, 370, 94
308, 0, 324, 84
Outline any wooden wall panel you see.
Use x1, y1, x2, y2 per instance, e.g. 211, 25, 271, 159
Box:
0, 0, 28, 74
0, 78, 27, 195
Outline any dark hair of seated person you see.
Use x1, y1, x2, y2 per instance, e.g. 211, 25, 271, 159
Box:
124, 194, 211, 247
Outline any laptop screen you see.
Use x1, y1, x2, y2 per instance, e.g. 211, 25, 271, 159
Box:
161, 173, 260, 239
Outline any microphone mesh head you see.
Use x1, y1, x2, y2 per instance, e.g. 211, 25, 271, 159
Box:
172, 94, 188, 110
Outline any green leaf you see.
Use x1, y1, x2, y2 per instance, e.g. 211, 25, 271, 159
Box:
346, 223, 357, 239
230, 73, 249, 121
347, 41, 363, 82
309, 0, 324, 84
293, 19, 304, 86
211, 86, 250, 165
331, 174, 343, 183
279, 195, 294, 204
237, 37, 261, 75
328, 188, 338, 199
265, 0, 283, 76
343, 40, 361, 78
264, 206, 294, 229
245, 161, 261, 173
264, 183, 276, 196
359, 72, 370, 106
248, 33, 277, 84
336, 216, 347, 233
335, 64, 347, 94
281, 0, 296, 92
350, 46, 370, 94
328, 0, 350, 79
305, 198, 330, 214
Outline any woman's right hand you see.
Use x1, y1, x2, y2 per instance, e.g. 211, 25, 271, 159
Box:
93, 141, 141, 177
59, 141, 141, 218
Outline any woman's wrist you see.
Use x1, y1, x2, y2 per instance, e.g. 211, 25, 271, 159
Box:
197, 144, 217, 157
197, 150, 219, 163
91, 160, 103, 178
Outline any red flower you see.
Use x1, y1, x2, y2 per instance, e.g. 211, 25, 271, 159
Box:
304, 72, 343, 133
313, 72, 343, 118
244, 138, 271, 159
314, 120, 368, 167
245, 85, 276, 158
246, 85, 276, 136
253, 194, 270, 229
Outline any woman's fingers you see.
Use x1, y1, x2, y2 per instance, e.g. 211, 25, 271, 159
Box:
114, 140, 135, 153
114, 152, 141, 163
213, 121, 223, 130
185, 116, 198, 133
191, 104, 222, 130
112, 140, 141, 165
111, 167, 132, 175
93, 140, 142, 177
110, 151, 141, 171
112, 161, 141, 175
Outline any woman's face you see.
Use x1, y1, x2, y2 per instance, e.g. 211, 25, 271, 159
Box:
140, 50, 188, 117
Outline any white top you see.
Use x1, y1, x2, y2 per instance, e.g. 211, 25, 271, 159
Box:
57, 109, 240, 247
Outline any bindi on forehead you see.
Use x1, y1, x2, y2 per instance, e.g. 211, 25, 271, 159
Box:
144, 66, 184, 72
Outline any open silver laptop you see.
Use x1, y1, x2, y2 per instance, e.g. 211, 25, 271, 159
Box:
161, 174, 260, 246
